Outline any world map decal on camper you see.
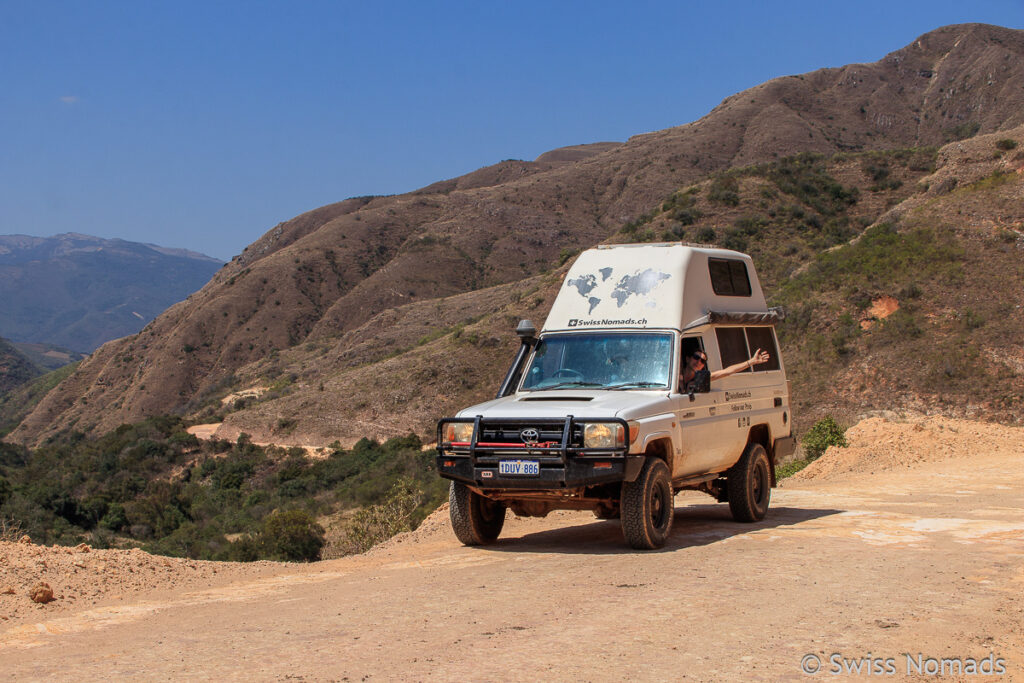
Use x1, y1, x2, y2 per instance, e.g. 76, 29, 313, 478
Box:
567, 268, 672, 313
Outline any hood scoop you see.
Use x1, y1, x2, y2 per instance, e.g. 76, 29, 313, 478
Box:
519, 396, 593, 402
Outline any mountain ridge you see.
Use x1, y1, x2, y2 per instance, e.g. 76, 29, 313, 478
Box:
0, 233, 223, 353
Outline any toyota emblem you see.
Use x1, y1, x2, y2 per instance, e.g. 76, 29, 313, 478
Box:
520, 428, 540, 445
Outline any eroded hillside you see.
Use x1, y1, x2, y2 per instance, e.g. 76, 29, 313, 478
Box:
9, 23, 1024, 446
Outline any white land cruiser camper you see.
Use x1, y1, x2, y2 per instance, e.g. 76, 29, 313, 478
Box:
436, 243, 794, 549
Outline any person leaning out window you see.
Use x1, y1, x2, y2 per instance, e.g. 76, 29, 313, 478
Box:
680, 348, 770, 393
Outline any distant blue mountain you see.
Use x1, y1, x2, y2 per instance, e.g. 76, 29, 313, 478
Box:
0, 233, 223, 352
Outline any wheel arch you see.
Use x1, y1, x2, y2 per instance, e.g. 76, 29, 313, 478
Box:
642, 436, 674, 475
746, 423, 776, 486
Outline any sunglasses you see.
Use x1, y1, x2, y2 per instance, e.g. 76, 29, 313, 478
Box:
692, 353, 706, 363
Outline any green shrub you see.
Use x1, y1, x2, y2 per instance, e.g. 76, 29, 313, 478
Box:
708, 176, 740, 206
662, 226, 686, 241
344, 479, 424, 553
675, 207, 702, 225
995, 138, 1017, 151
694, 227, 717, 243
881, 308, 923, 340
946, 121, 981, 141
99, 502, 128, 531
754, 153, 859, 216
721, 230, 748, 252
558, 248, 579, 266
962, 308, 985, 330
775, 459, 811, 479
258, 509, 325, 562
802, 416, 847, 460
732, 214, 767, 236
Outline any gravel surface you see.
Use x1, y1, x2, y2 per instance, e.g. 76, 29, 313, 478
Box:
2, 414, 1022, 681
0, 541, 284, 625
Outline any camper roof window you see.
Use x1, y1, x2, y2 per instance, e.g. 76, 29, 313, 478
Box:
708, 258, 752, 297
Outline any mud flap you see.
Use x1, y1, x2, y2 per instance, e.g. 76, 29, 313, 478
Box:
623, 455, 645, 483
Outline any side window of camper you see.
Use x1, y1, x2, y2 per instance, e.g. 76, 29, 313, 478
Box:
708, 258, 752, 297
716, 326, 781, 373
715, 328, 750, 370
745, 327, 781, 371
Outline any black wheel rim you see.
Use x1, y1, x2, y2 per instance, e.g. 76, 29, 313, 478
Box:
752, 460, 768, 509
650, 481, 670, 531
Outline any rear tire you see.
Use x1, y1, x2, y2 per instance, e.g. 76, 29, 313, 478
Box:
727, 443, 771, 522
620, 458, 674, 549
449, 481, 506, 545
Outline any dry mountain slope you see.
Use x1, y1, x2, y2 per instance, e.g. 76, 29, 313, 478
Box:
10, 23, 1024, 445
209, 125, 1024, 446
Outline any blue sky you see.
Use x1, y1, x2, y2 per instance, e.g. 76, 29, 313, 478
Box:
2, 1, 1022, 261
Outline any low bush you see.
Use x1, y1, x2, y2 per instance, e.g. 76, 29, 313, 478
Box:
0, 415, 447, 560
257, 509, 325, 562
343, 479, 424, 554
707, 175, 740, 206
802, 416, 847, 460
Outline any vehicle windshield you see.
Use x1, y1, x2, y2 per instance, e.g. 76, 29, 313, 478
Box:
520, 332, 673, 391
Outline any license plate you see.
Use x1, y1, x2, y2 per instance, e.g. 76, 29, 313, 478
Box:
499, 460, 539, 476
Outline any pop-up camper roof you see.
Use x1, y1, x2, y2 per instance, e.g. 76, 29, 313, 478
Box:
542, 243, 776, 333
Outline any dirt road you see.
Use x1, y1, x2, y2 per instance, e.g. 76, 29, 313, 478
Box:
2, 417, 1023, 681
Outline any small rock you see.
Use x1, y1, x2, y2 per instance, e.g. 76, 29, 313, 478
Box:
18, 534, 31, 544
30, 582, 55, 604
1, 586, 15, 595
75, 543, 91, 553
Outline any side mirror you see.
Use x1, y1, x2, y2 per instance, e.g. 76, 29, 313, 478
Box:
688, 391, 696, 402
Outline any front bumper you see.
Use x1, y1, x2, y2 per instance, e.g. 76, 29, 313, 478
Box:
436, 416, 643, 489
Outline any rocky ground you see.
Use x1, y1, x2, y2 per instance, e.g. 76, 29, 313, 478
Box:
787, 412, 1024, 482
2, 412, 1023, 681
0, 540, 284, 625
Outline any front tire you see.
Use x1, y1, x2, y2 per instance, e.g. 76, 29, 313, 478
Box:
449, 481, 506, 545
727, 443, 771, 522
621, 457, 674, 549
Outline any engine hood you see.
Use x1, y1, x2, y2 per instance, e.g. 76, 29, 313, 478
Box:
455, 390, 672, 421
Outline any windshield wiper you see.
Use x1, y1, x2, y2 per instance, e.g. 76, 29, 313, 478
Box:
604, 381, 666, 390
530, 381, 604, 391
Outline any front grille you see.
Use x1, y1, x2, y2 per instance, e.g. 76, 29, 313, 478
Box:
437, 416, 629, 460
478, 421, 580, 447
